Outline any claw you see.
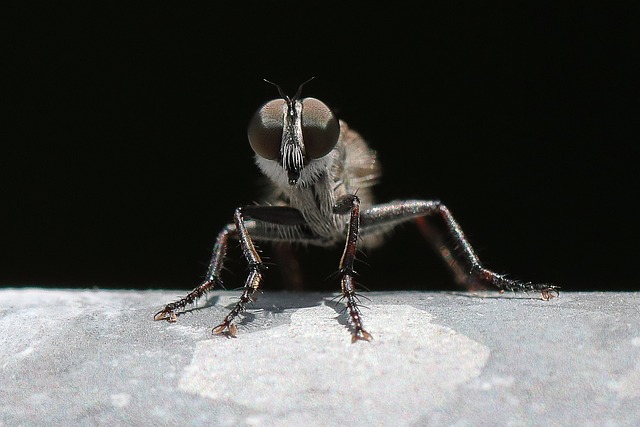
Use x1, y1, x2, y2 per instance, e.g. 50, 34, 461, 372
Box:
154, 308, 178, 322
351, 329, 372, 343
212, 322, 238, 338
541, 286, 560, 301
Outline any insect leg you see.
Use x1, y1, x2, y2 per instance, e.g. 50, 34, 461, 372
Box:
213, 205, 323, 336
334, 195, 372, 342
361, 200, 559, 299
154, 223, 236, 322
211, 207, 267, 336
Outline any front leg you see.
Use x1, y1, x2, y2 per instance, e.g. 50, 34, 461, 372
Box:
212, 207, 267, 337
212, 205, 323, 336
361, 200, 559, 300
334, 195, 372, 342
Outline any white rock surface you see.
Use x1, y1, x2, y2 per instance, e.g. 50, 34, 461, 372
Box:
1, 289, 639, 426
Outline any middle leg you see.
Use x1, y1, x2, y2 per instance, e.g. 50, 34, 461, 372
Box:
361, 200, 559, 299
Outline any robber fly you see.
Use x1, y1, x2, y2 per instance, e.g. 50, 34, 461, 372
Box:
155, 78, 558, 342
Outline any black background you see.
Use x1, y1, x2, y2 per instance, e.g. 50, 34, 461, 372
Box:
4, 4, 638, 292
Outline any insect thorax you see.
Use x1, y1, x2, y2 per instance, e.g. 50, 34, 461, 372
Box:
255, 121, 381, 243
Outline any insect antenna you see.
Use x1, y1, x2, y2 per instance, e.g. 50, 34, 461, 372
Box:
292, 76, 315, 100
263, 78, 288, 100
262, 76, 316, 101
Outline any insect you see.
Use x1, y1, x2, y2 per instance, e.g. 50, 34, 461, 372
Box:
154, 78, 559, 342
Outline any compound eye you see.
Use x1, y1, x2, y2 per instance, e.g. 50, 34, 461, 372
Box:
247, 99, 286, 160
301, 98, 340, 159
